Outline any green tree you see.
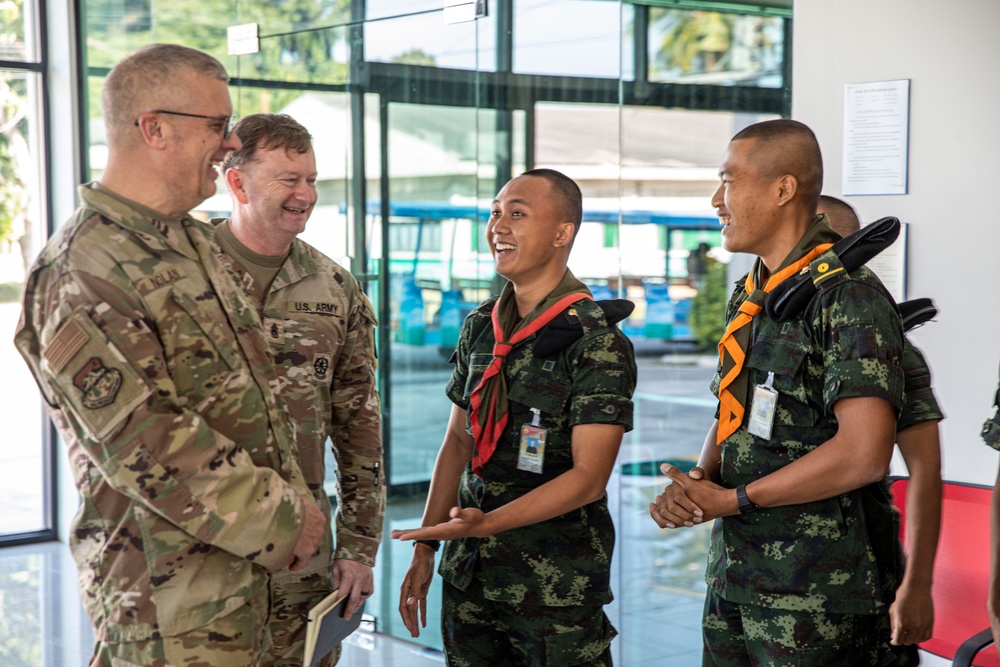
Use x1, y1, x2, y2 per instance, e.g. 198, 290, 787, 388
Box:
689, 258, 728, 352
652, 9, 733, 76
390, 48, 437, 67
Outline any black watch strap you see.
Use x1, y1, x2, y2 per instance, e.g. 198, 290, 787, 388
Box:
736, 484, 759, 515
413, 539, 441, 552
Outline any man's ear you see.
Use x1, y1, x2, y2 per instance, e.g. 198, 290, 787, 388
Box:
775, 174, 798, 207
225, 167, 250, 205
553, 221, 575, 248
135, 113, 168, 149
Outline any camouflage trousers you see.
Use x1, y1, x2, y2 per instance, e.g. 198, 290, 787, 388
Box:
89, 589, 272, 667
441, 578, 616, 667
264, 569, 340, 667
702, 590, 894, 667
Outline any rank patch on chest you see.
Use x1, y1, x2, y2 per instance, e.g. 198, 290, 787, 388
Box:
313, 353, 333, 379
265, 317, 285, 342
73, 357, 123, 409
290, 301, 340, 315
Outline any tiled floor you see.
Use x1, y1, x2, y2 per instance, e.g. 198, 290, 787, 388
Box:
0, 541, 448, 667
0, 352, 720, 665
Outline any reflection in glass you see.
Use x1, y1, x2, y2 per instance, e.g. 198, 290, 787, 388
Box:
365, 8, 496, 70
236, 0, 349, 40
0, 551, 43, 665
1, 71, 46, 538
649, 8, 785, 88
238, 24, 350, 86
1, 0, 39, 61
83, 0, 235, 70
366, 0, 441, 21
513, 0, 631, 78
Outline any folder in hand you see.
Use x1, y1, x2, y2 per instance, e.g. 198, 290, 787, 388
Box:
303, 589, 366, 667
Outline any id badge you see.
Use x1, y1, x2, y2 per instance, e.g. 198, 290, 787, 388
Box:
517, 408, 547, 473
747, 371, 779, 440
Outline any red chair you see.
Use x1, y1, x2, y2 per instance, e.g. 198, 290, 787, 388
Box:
890, 478, 998, 667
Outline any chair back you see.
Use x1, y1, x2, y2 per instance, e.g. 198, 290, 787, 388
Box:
891, 478, 998, 666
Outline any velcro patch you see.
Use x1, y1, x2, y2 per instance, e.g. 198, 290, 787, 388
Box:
289, 301, 340, 315
265, 317, 285, 343
50, 312, 151, 441
314, 353, 332, 379
43, 318, 90, 373
135, 266, 185, 296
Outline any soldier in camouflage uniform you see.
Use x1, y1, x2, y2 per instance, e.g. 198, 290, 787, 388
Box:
821, 195, 944, 664
650, 120, 905, 666
393, 169, 636, 667
216, 113, 384, 667
15, 45, 326, 667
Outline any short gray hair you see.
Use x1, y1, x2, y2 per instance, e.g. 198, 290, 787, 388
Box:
102, 43, 229, 145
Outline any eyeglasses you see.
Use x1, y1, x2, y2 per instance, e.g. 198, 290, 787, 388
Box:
134, 110, 237, 139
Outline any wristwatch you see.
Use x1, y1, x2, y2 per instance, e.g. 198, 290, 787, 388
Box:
413, 539, 441, 552
736, 484, 759, 515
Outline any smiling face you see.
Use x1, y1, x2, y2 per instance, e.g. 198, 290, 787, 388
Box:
711, 138, 779, 259
163, 72, 242, 212
230, 145, 318, 250
486, 175, 575, 285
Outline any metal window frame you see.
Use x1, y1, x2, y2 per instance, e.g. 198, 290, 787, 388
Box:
1, 0, 59, 548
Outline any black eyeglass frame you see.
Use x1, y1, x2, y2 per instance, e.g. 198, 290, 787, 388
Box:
134, 109, 237, 138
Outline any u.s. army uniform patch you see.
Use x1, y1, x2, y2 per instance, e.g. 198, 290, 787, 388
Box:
289, 301, 340, 316
313, 353, 332, 380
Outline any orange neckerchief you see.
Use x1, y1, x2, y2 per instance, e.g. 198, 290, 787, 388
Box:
716, 219, 839, 444
469, 272, 591, 477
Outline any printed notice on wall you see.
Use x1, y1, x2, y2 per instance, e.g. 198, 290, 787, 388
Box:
864, 221, 907, 303
842, 79, 910, 195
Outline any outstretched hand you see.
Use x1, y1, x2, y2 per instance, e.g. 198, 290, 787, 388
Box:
391, 507, 491, 542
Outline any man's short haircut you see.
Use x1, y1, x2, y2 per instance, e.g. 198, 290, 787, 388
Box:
732, 119, 824, 212
224, 113, 314, 171
102, 43, 229, 146
521, 168, 583, 236
817, 194, 861, 237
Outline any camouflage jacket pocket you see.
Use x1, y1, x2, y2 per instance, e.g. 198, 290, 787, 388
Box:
507, 373, 572, 417
462, 352, 493, 400
745, 335, 813, 417
163, 289, 242, 405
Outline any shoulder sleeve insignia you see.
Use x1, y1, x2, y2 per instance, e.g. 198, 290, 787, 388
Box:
45, 310, 152, 440
73, 357, 123, 409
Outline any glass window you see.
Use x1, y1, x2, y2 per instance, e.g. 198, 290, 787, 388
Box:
83, 0, 237, 71
648, 7, 786, 88
513, 0, 632, 78
2, 0, 40, 61
365, 7, 496, 70
366, 0, 441, 22
1, 20, 50, 540
235, 0, 349, 39
235, 24, 351, 85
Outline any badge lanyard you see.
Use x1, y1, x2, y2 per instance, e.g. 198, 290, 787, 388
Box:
747, 371, 778, 440
517, 407, 547, 473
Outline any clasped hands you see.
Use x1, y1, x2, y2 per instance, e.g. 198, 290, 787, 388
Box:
648, 464, 738, 529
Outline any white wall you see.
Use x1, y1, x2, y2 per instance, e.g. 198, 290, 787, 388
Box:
792, 0, 1000, 486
